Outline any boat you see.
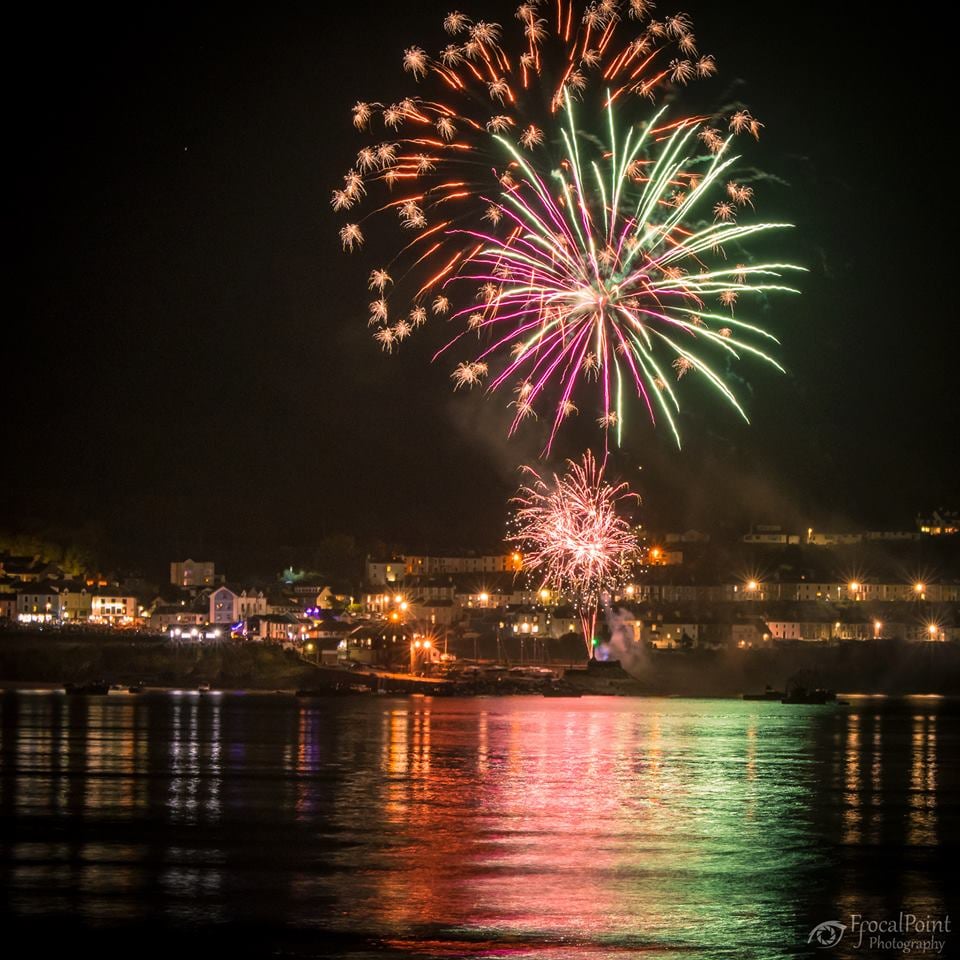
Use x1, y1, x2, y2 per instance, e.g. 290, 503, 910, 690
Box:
197, 682, 212, 693
107, 684, 133, 696
543, 685, 584, 698
779, 671, 837, 705
781, 685, 836, 705
66, 682, 110, 695
743, 685, 785, 701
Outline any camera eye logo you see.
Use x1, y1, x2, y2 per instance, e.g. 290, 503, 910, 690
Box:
808, 921, 847, 948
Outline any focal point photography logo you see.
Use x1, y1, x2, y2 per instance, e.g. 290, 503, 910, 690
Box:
808, 913, 950, 954
808, 921, 847, 949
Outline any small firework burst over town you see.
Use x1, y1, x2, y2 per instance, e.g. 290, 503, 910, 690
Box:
509, 450, 639, 648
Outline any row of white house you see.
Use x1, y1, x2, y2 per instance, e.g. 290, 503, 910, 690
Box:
365, 576, 959, 619
5, 584, 272, 628
631, 581, 960, 603
10, 587, 139, 625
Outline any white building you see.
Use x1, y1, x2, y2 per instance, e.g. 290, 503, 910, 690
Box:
17, 587, 65, 623
742, 533, 801, 545
151, 604, 207, 630
60, 587, 92, 622
765, 620, 833, 642
455, 583, 530, 609
917, 510, 959, 536
742, 582, 960, 603
209, 586, 268, 625
644, 621, 699, 648
408, 598, 457, 627
807, 532, 863, 546
170, 559, 216, 588
90, 593, 138, 625
365, 559, 405, 587
244, 614, 302, 646
404, 553, 523, 576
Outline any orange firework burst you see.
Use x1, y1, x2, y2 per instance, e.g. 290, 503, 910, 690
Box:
336, 0, 737, 315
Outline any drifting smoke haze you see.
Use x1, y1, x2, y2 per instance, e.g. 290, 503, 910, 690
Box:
631, 433, 817, 533
445, 391, 542, 487
597, 598, 649, 679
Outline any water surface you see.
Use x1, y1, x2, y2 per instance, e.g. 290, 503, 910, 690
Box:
1, 693, 956, 957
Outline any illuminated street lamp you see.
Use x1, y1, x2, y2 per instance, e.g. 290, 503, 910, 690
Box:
913, 582, 926, 599
410, 635, 434, 674
873, 620, 882, 639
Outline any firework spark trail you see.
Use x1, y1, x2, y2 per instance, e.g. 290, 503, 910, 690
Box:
335, 1, 802, 450
509, 450, 639, 652
432, 95, 802, 452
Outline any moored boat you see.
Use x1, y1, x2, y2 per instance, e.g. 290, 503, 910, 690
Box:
781, 685, 836, 705
743, 685, 785, 701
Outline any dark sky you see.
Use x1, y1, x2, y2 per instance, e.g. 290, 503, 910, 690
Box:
7, 1, 956, 573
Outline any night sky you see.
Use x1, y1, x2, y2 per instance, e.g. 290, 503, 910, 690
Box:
7, 1, 956, 572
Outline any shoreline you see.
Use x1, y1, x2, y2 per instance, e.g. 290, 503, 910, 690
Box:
3, 631, 960, 697
0, 680, 956, 702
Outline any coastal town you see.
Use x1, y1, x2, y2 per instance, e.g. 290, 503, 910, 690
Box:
2, 510, 958, 676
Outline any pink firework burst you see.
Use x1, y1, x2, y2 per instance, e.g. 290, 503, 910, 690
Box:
509, 450, 639, 651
